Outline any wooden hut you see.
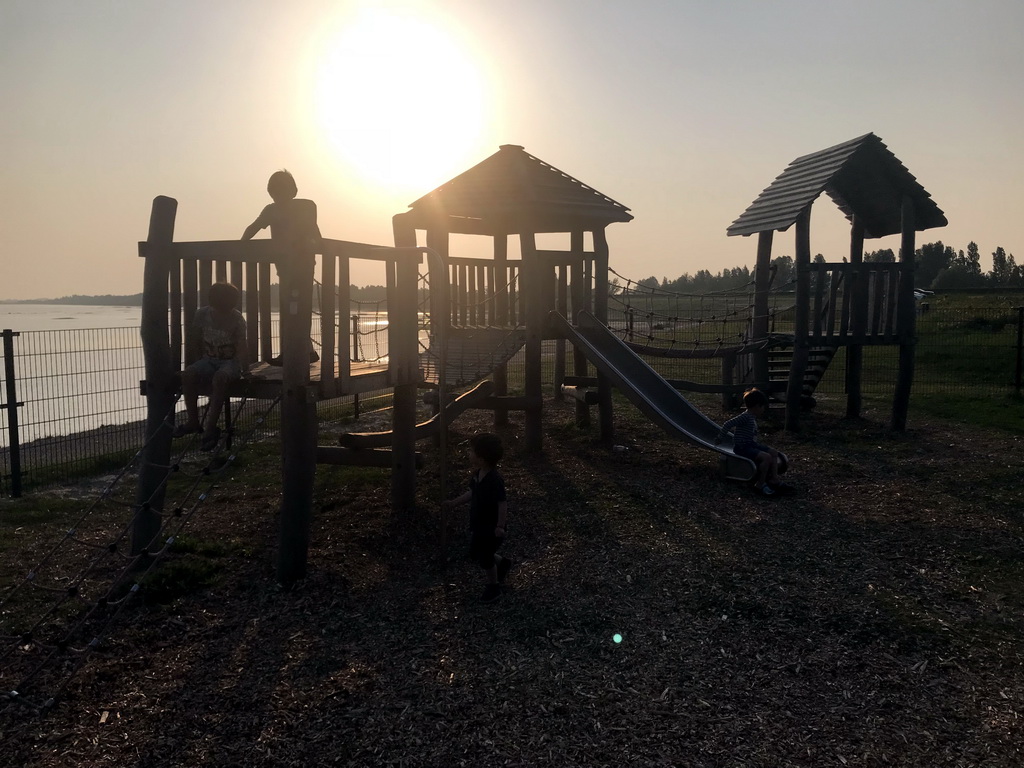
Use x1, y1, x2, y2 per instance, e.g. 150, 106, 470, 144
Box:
392, 144, 633, 450
726, 133, 947, 430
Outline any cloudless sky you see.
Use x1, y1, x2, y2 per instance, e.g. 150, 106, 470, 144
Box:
2, 0, 1022, 299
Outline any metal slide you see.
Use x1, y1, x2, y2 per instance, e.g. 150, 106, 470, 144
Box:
552, 310, 756, 482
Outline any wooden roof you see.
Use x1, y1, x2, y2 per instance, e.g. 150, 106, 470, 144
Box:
727, 133, 947, 239
396, 145, 633, 235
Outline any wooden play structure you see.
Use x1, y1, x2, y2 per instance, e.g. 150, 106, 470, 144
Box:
726, 133, 946, 430
135, 136, 945, 583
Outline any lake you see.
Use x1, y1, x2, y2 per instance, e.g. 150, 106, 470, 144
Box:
0, 303, 141, 332
0, 304, 394, 451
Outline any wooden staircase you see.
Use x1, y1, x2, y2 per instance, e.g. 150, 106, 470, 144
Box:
765, 339, 837, 406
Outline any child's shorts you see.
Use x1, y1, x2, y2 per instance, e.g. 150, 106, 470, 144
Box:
469, 530, 504, 570
186, 357, 242, 387
735, 442, 771, 461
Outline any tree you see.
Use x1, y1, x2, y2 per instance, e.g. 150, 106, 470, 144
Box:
865, 248, 895, 263
637, 276, 659, 290
931, 264, 988, 290
813, 253, 826, 264
770, 255, 794, 286
915, 241, 954, 287
989, 246, 1018, 285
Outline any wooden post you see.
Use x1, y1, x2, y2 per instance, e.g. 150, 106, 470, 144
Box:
845, 217, 866, 418
493, 234, 509, 428
593, 227, 614, 442
553, 262, 568, 401
391, 220, 422, 511
522, 232, 544, 453
892, 197, 916, 431
134, 196, 178, 557
752, 230, 774, 389
570, 231, 590, 428
785, 206, 811, 432
276, 245, 317, 585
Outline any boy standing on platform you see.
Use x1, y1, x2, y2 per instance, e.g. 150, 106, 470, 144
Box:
241, 170, 322, 364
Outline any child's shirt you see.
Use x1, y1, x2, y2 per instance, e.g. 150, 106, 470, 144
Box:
249, 199, 322, 252
194, 306, 247, 361
469, 468, 506, 533
719, 411, 759, 449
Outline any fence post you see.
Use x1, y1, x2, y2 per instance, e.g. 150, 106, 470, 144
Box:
1016, 306, 1024, 396
2, 329, 22, 498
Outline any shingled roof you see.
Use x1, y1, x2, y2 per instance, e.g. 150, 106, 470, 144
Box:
398, 145, 633, 235
727, 133, 947, 239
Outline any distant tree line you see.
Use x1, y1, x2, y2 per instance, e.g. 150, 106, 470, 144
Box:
630, 241, 1021, 294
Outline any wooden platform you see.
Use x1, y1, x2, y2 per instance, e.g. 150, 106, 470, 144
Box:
222, 359, 393, 400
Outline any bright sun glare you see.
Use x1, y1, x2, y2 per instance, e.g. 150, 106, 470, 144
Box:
313, 8, 492, 194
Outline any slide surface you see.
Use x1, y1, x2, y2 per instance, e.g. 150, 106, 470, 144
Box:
552, 311, 756, 481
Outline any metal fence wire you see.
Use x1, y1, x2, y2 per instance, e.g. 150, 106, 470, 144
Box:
2, 305, 1022, 495
0, 317, 394, 495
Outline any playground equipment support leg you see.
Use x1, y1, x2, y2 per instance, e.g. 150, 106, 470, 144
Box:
134, 196, 178, 557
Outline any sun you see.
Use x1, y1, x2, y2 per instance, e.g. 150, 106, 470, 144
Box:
310, 7, 493, 195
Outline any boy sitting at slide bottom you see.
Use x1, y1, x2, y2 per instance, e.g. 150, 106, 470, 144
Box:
717, 388, 791, 497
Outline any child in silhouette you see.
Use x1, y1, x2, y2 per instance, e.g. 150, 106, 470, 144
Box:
174, 282, 248, 451
717, 388, 790, 496
443, 433, 514, 603
241, 169, 322, 364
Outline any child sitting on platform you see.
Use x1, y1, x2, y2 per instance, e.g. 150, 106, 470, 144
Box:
717, 388, 790, 497
442, 433, 514, 603
174, 282, 248, 451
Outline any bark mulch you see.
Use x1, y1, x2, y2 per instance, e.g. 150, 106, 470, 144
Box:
2, 396, 1023, 767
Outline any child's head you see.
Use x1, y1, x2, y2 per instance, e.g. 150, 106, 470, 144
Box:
742, 387, 768, 412
267, 170, 298, 202
208, 281, 240, 312
469, 432, 503, 467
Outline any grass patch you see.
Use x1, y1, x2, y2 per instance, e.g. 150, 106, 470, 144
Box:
912, 392, 1024, 434
141, 555, 221, 604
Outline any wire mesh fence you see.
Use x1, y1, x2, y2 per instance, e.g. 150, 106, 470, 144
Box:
2, 305, 1021, 495
0, 318, 395, 495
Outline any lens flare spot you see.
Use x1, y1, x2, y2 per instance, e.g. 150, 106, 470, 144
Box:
613, 633, 623, 644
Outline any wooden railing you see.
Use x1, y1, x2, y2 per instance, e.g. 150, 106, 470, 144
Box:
806, 261, 910, 345
138, 237, 423, 397
442, 252, 597, 332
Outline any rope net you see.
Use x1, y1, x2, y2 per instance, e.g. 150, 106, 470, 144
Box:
416, 267, 526, 388
0, 395, 279, 714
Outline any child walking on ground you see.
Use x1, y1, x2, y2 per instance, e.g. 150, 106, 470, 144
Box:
173, 282, 248, 451
442, 433, 514, 603
717, 388, 790, 496
241, 169, 322, 364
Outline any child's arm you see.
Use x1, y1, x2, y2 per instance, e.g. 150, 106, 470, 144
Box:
441, 490, 471, 510
241, 205, 272, 241
495, 500, 508, 535
715, 414, 739, 444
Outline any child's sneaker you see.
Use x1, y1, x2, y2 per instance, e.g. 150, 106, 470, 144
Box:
756, 483, 775, 496
496, 557, 515, 584
480, 584, 502, 603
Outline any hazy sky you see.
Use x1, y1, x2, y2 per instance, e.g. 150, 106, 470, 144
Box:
2, 0, 1022, 299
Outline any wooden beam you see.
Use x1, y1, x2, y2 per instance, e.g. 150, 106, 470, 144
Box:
134, 196, 177, 557
785, 206, 811, 432
892, 196, 917, 432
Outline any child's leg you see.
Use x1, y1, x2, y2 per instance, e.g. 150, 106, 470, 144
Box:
180, 367, 202, 429
203, 367, 238, 434
765, 448, 781, 484
754, 452, 771, 487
